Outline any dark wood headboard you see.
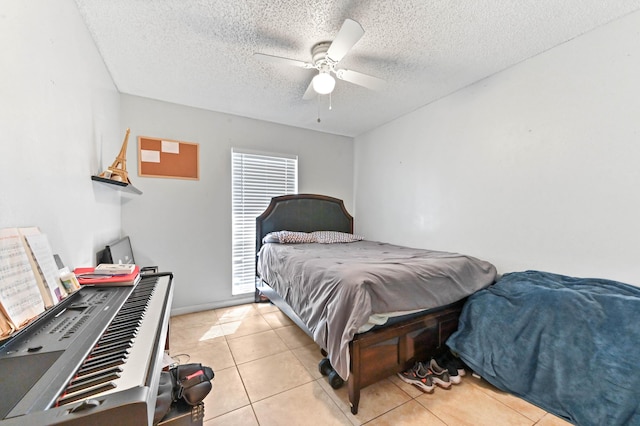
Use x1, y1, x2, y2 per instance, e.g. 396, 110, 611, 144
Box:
255, 194, 354, 255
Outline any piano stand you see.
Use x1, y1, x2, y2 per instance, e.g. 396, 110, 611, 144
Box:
158, 401, 204, 426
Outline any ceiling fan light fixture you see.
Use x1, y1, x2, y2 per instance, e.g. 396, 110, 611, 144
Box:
312, 72, 335, 95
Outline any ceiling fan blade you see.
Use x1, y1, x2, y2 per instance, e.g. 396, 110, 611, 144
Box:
302, 80, 316, 100
253, 53, 314, 69
326, 19, 364, 63
336, 69, 386, 91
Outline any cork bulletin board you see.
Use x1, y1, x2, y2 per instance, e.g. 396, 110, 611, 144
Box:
138, 136, 199, 180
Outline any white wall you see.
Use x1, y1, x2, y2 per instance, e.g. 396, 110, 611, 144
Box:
0, 0, 122, 266
120, 95, 354, 313
355, 11, 640, 285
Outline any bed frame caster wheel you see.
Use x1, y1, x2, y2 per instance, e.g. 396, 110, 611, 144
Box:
328, 370, 344, 389
319, 358, 333, 376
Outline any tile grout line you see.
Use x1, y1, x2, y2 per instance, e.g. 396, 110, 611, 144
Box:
177, 304, 566, 425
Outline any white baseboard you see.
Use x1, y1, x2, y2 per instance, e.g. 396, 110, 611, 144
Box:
170, 295, 255, 316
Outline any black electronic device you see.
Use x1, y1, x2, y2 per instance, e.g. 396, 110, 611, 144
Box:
98, 235, 135, 265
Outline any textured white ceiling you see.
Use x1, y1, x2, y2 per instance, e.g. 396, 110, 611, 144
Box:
73, 1, 640, 137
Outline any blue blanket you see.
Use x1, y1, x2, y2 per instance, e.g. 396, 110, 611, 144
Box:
447, 270, 640, 426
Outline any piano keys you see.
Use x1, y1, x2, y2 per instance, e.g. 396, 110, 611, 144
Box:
0, 273, 173, 426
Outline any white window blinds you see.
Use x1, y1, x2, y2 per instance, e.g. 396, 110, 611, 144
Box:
231, 149, 298, 295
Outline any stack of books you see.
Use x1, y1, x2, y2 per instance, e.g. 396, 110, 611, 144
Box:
74, 264, 141, 287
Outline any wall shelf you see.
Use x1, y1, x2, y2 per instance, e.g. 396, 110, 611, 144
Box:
91, 175, 142, 195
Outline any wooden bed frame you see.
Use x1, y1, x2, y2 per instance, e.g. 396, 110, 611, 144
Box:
255, 194, 464, 414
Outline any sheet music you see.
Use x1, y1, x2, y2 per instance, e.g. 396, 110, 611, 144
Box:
0, 229, 45, 327
25, 233, 64, 303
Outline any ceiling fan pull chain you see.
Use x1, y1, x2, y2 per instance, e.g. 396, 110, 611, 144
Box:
317, 96, 321, 123
329, 92, 332, 110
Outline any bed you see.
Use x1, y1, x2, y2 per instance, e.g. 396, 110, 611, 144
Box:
447, 270, 640, 426
254, 194, 496, 414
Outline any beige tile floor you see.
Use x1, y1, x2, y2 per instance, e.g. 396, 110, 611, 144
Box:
169, 303, 573, 426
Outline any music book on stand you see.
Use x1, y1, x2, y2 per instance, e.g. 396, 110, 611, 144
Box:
74, 265, 141, 286
0, 228, 46, 337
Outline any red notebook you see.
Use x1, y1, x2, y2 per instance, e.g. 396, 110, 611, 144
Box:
74, 265, 141, 286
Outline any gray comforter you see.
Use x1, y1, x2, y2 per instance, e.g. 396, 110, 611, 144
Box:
257, 240, 496, 380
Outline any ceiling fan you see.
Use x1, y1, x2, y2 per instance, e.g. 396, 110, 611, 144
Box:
254, 19, 386, 99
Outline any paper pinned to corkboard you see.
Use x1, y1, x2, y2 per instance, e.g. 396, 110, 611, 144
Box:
138, 136, 199, 180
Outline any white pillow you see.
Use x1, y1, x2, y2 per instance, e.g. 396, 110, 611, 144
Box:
262, 232, 281, 244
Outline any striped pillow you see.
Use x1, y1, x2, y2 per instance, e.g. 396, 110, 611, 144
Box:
277, 231, 316, 244
312, 231, 364, 244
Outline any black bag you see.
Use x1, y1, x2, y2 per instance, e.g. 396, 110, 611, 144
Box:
171, 363, 215, 406
153, 371, 175, 425
154, 363, 214, 424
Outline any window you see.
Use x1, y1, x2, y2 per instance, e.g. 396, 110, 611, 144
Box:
231, 149, 298, 295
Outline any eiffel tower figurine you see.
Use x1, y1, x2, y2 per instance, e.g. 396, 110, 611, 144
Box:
100, 128, 131, 184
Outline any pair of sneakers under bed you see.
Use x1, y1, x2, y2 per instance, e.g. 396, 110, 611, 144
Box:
397, 350, 466, 393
